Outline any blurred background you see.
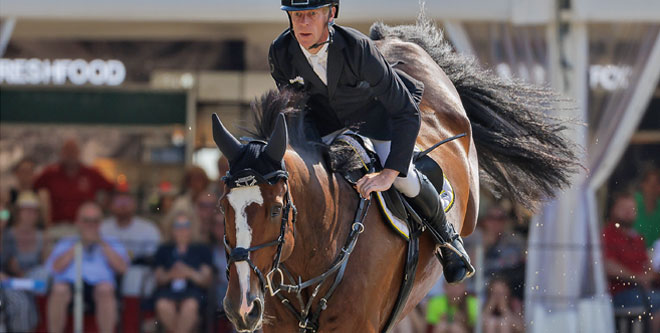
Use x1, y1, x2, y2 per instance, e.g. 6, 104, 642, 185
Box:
0, 0, 658, 332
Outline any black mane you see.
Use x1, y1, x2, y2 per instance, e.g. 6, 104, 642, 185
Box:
244, 89, 308, 144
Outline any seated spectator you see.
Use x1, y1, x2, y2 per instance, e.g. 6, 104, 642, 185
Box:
101, 190, 161, 263
633, 167, 660, 248
34, 139, 113, 229
1, 192, 45, 332
153, 211, 213, 333
171, 166, 211, 214
211, 211, 233, 332
195, 191, 219, 244
481, 206, 526, 299
427, 281, 477, 333
603, 191, 660, 332
46, 202, 129, 333
9, 157, 50, 225
211, 210, 229, 302
482, 277, 524, 333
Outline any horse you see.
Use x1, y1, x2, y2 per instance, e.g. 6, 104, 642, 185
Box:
214, 18, 577, 333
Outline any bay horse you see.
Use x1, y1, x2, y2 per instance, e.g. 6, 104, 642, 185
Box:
215, 18, 577, 332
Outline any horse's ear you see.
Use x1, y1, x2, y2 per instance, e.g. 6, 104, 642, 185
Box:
264, 113, 288, 162
212, 113, 242, 162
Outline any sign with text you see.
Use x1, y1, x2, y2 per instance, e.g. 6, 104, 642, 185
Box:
0, 58, 126, 86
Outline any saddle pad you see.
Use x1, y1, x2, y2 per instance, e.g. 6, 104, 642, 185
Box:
375, 174, 454, 240
335, 133, 455, 240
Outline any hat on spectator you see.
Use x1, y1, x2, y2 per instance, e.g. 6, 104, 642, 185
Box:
16, 191, 40, 209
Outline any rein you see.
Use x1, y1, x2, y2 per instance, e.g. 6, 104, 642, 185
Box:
222, 164, 372, 333
273, 197, 371, 332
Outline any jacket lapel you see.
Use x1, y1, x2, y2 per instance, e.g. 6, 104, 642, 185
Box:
288, 37, 326, 93
327, 26, 346, 99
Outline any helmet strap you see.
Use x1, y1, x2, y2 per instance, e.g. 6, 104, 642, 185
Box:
308, 8, 334, 50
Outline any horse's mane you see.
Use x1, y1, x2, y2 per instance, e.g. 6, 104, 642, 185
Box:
370, 15, 580, 207
243, 89, 307, 143
244, 88, 364, 174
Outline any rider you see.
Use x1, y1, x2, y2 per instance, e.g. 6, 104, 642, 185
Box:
268, 0, 474, 283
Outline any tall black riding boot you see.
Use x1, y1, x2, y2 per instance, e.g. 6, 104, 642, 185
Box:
406, 169, 475, 283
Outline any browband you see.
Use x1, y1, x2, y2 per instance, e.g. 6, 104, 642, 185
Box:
222, 168, 289, 188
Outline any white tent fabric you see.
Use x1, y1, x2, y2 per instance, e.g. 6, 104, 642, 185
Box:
525, 24, 660, 333
449, 20, 660, 332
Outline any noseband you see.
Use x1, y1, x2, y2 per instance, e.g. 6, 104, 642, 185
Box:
222, 167, 297, 297
223, 164, 372, 333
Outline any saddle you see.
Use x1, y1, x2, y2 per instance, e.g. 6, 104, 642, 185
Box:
327, 132, 455, 240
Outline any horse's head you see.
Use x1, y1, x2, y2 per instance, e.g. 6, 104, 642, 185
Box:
213, 113, 296, 332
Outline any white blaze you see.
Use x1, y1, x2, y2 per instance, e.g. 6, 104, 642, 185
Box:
227, 186, 263, 317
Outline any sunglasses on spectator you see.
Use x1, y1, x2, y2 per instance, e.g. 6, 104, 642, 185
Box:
173, 221, 192, 229
81, 216, 102, 223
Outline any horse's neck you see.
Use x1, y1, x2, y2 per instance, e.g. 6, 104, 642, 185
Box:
285, 149, 355, 278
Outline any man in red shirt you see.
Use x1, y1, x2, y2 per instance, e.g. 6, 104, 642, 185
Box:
603, 191, 660, 331
34, 139, 114, 225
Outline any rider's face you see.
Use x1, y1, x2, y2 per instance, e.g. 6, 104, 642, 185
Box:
289, 7, 334, 52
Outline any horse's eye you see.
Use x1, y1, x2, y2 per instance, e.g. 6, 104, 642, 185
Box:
271, 205, 282, 218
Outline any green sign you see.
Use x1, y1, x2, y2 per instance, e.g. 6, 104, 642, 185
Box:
0, 88, 187, 125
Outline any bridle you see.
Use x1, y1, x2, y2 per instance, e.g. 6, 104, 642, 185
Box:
222, 162, 372, 332
222, 166, 297, 297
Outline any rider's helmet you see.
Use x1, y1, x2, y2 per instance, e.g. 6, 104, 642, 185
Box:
281, 0, 340, 18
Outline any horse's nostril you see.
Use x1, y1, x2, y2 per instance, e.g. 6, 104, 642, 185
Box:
248, 298, 263, 320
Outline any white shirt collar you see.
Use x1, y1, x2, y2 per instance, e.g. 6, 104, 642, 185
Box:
299, 38, 329, 85
299, 38, 329, 60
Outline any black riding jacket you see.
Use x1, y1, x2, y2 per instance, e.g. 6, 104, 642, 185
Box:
268, 24, 423, 176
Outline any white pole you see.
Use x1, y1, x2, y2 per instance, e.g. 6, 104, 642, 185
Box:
474, 241, 485, 333
73, 242, 83, 333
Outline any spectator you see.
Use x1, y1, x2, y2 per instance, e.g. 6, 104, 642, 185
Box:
0, 193, 10, 332
481, 206, 526, 299
3, 192, 47, 277
8, 158, 50, 224
211, 210, 233, 332
426, 281, 477, 333
633, 167, 660, 248
482, 277, 524, 333
101, 191, 161, 263
33, 139, 114, 227
171, 166, 211, 214
1, 192, 44, 331
211, 210, 228, 303
153, 211, 213, 333
151, 181, 178, 217
603, 191, 660, 332
46, 202, 129, 333
195, 191, 219, 244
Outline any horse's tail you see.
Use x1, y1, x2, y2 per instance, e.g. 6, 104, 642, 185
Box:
370, 18, 580, 207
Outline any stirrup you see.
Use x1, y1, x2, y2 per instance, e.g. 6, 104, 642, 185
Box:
435, 243, 475, 280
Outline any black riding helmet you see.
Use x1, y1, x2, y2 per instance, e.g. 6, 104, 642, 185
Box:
281, 0, 339, 18
281, 0, 339, 49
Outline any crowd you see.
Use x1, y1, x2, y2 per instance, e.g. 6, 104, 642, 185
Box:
603, 167, 660, 332
1, 138, 658, 333
0, 139, 230, 333
415, 166, 659, 333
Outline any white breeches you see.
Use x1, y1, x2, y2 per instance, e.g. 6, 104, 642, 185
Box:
322, 131, 421, 198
